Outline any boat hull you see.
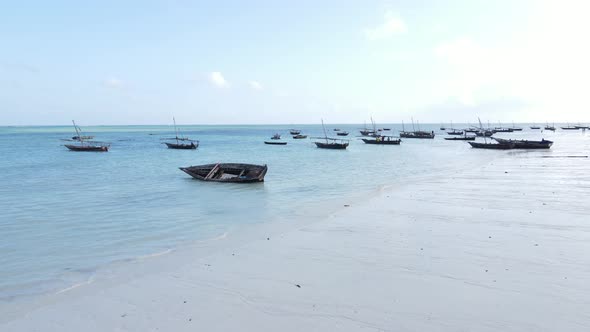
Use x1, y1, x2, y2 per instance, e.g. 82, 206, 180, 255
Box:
493, 138, 553, 149
180, 163, 267, 183
361, 138, 401, 145
65, 144, 108, 152
292, 135, 307, 139
165, 142, 197, 149
468, 142, 514, 149
315, 142, 348, 149
399, 132, 435, 139
264, 141, 287, 145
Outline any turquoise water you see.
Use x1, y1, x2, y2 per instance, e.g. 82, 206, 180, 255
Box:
0, 124, 584, 301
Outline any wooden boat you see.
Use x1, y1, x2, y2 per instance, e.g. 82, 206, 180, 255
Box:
314, 119, 349, 149
359, 121, 375, 136
464, 128, 479, 133
333, 128, 341, 131
362, 137, 401, 145
315, 141, 348, 149
289, 129, 301, 135
165, 142, 197, 149
65, 121, 109, 152
271, 133, 281, 140
475, 130, 494, 137
444, 136, 475, 141
493, 138, 553, 149
574, 125, 589, 130
494, 127, 513, 133
400, 118, 435, 139
382, 128, 391, 131
292, 134, 307, 139
530, 126, 541, 129
544, 123, 556, 131
180, 163, 267, 183
468, 141, 514, 149
446, 129, 464, 135
65, 144, 109, 152
163, 117, 199, 149
336, 131, 349, 136
264, 141, 287, 145
561, 125, 579, 130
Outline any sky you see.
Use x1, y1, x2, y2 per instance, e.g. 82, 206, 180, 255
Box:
1, 0, 589, 125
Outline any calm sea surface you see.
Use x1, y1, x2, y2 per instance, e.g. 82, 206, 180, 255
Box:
0, 123, 587, 301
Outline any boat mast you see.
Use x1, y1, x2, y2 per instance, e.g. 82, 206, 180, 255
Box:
478, 117, 488, 143
173, 117, 180, 144
72, 120, 84, 146
411, 117, 416, 132
402, 120, 405, 132
321, 118, 328, 143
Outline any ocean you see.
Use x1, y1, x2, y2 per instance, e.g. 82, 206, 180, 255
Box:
0, 123, 585, 302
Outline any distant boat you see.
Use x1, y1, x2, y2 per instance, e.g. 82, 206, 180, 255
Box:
72, 135, 94, 141
361, 137, 401, 145
561, 123, 579, 130
292, 134, 307, 139
180, 163, 267, 183
333, 128, 341, 131
271, 133, 281, 140
493, 138, 553, 149
289, 129, 301, 135
163, 117, 198, 149
446, 129, 464, 135
264, 141, 287, 145
464, 128, 479, 133
336, 131, 349, 136
313, 119, 349, 149
359, 121, 376, 136
399, 118, 435, 139
382, 128, 391, 131
574, 125, 589, 130
545, 123, 556, 131
530, 125, 541, 129
475, 130, 494, 137
444, 136, 475, 141
511, 121, 523, 131
469, 117, 513, 149
64, 120, 109, 152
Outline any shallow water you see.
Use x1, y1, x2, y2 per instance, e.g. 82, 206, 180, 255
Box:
0, 123, 587, 301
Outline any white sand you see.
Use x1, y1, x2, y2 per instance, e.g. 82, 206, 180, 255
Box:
2, 151, 590, 331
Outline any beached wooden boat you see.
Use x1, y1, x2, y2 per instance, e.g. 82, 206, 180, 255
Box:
65, 121, 109, 152
468, 141, 514, 149
444, 136, 475, 141
292, 134, 307, 139
493, 138, 553, 149
180, 163, 268, 183
264, 141, 287, 145
336, 131, 349, 136
289, 129, 301, 135
362, 137, 401, 145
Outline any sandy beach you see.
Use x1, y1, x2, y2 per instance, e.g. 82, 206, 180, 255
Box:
2, 149, 590, 331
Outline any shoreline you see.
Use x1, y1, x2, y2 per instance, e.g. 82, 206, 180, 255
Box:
2, 150, 589, 331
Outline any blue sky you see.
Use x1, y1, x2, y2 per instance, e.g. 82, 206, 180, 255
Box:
1, 0, 589, 125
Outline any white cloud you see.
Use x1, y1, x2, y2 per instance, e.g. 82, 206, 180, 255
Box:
249, 80, 263, 90
209, 71, 229, 88
105, 78, 123, 88
364, 11, 407, 40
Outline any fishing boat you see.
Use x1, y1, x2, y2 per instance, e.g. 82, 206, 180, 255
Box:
464, 128, 479, 133
359, 121, 376, 136
468, 117, 514, 149
511, 122, 523, 131
264, 141, 287, 145
493, 137, 553, 149
180, 163, 267, 183
361, 136, 401, 145
544, 123, 556, 131
333, 128, 341, 131
163, 117, 199, 149
530, 126, 541, 129
468, 141, 514, 149
475, 129, 494, 137
444, 136, 475, 141
292, 134, 308, 139
561, 124, 579, 130
271, 133, 281, 140
64, 121, 109, 152
574, 124, 589, 130
289, 129, 301, 135
399, 118, 435, 139
336, 131, 349, 136
313, 119, 349, 149
446, 129, 464, 135
382, 128, 391, 131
